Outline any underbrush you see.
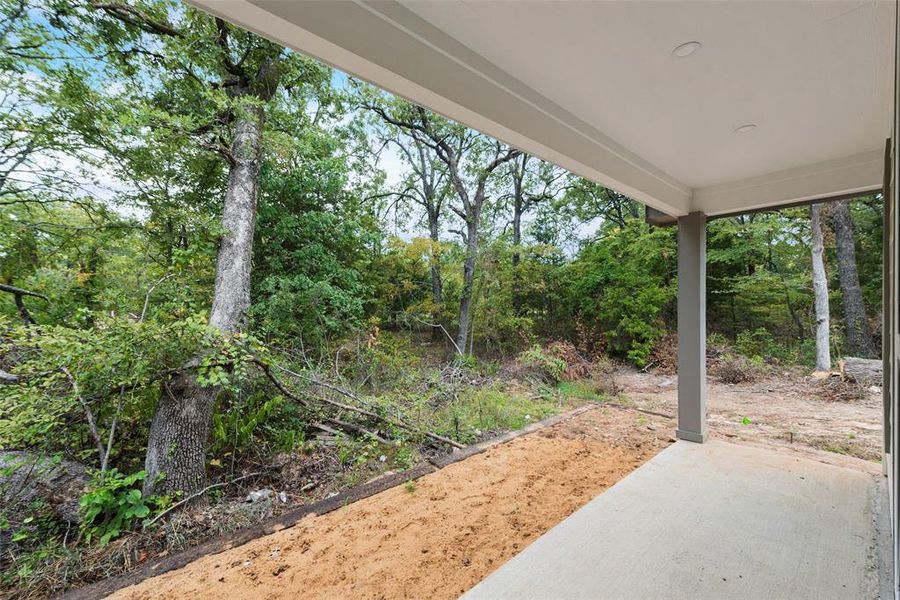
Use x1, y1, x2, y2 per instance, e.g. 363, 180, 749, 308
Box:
1, 330, 617, 598
712, 355, 764, 384
816, 378, 868, 403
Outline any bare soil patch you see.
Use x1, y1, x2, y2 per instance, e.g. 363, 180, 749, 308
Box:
110, 406, 673, 600
614, 368, 883, 462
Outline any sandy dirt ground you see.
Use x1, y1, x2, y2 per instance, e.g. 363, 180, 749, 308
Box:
110, 370, 882, 600
111, 406, 674, 600
614, 369, 883, 461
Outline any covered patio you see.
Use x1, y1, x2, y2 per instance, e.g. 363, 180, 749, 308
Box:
190, 1, 899, 597
465, 440, 886, 599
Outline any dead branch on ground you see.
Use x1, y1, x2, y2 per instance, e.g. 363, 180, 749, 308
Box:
254, 359, 464, 449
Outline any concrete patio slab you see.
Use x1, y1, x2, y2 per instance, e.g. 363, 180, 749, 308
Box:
463, 440, 882, 600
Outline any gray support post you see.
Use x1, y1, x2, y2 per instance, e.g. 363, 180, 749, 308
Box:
676, 212, 707, 443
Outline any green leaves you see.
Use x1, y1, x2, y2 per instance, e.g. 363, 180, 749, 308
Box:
566, 219, 676, 366
0, 314, 213, 454
78, 469, 161, 545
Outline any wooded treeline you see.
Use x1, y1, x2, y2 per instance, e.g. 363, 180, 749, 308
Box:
0, 0, 884, 556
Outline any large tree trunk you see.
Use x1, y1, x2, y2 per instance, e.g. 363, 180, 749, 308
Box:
810, 203, 831, 372
144, 104, 264, 496
428, 213, 444, 342
832, 199, 877, 358
455, 221, 478, 353
143, 374, 218, 495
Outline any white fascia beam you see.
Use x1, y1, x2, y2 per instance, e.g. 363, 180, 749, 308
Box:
692, 150, 884, 216
188, 0, 692, 216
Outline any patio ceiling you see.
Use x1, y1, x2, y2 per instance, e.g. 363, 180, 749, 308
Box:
190, 0, 896, 217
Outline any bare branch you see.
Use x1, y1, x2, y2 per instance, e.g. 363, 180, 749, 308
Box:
61, 367, 107, 470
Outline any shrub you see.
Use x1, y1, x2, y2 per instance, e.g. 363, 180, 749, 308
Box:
453, 353, 478, 371
516, 345, 567, 383
735, 327, 783, 362
544, 341, 592, 380
565, 221, 676, 367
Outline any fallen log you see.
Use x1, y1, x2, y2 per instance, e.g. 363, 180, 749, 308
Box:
839, 357, 882, 387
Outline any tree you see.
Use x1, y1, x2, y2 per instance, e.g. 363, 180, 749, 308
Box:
362, 95, 519, 352
368, 101, 450, 341
831, 199, 877, 358
565, 219, 676, 365
810, 203, 830, 371
249, 121, 376, 349
506, 155, 560, 314
73, 1, 330, 495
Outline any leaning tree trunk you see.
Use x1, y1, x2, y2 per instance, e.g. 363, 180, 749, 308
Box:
810, 203, 831, 372
455, 221, 478, 353
428, 213, 444, 342
832, 199, 877, 358
144, 104, 264, 496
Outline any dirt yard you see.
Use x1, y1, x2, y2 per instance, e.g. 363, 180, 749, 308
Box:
108, 369, 882, 600
615, 369, 884, 462
110, 406, 674, 600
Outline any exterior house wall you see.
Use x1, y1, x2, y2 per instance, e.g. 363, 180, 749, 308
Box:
889, 7, 899, 595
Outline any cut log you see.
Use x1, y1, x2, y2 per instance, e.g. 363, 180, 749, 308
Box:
839, 357, 882, 386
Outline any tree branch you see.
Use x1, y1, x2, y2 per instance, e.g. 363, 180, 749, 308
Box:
91, 2, 184, 38
257, 360, 465, 449
61, 367, 107, 470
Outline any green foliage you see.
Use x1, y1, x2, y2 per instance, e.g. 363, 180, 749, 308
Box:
79, 470, 165, 545
337, 330, 423, 391
452, 353, 478, 370
556, 380, 607, 403
517, 345, 566, 383
430, 387, 558, 444
335, 434, 381, 467
0, 315, 212, 457
212, 393, 284, 454
735, 327, 784, 362
566, 220, 676, 366
0, 2, 887, 591
250, 129, 376, 348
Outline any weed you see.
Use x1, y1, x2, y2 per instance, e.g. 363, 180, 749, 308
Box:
430, 387, 558, 444
79, 470, 167, 545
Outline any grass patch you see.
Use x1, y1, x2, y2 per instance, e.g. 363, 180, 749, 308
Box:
556, 380, 607, 403
430, 386, 560, 444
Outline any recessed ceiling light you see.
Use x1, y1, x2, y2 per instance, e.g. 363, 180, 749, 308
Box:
734, 123, 758, 134
672, 41, 702, 58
